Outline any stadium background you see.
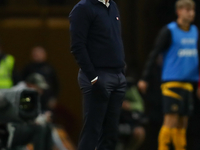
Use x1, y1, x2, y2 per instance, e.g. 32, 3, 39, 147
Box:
0, 0, 200, 147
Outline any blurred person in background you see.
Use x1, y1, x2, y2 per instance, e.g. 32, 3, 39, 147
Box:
0, 43, 20, 89
22, 46, 59, 111
6, 74, 74, 150
14, 73, 51, 124
11, 74, 73, 150
117, 77, 146, 150
138, 0, 199, 150
14, 73, 49, 94
22, 49, 74, 150
0, 73, 53, 150
142, 55, 163, 150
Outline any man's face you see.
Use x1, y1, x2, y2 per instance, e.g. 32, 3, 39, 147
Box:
177, 6, 196, 23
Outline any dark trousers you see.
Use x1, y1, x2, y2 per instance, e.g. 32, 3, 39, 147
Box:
78, 69, 126, 150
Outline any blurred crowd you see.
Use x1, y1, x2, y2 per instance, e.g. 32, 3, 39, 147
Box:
1, 44, 200, 150
0, 44, 200, 149
0, 44, 76, 150
116, 58, 163, 150
117, 57, 200, 150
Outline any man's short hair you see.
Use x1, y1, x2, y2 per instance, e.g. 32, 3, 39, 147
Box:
176, 0, 195, 9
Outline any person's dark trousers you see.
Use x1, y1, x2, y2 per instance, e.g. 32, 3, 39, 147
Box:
78, 69, 126, 150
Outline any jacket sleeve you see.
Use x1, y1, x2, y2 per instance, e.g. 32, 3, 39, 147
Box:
69, 5, 97, 81
142, 26, 171, 81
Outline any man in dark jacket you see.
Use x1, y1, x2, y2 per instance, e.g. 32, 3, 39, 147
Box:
69, 0, 126, 150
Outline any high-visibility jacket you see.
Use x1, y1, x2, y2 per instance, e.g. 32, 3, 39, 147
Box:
0, 55, 14, 89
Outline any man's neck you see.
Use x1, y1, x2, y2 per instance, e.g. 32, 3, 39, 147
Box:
177, 18, 190, 31
105, 0, 109, 4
